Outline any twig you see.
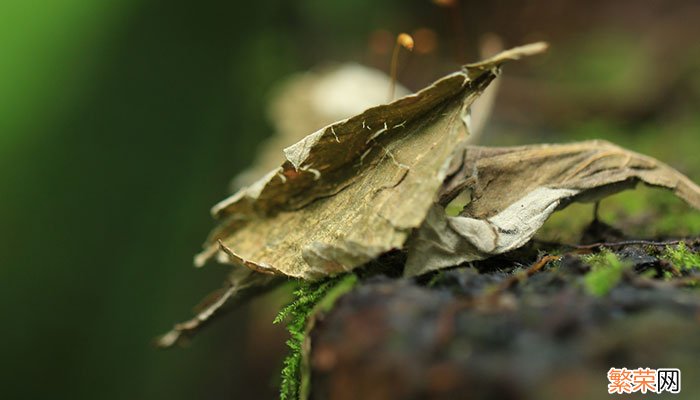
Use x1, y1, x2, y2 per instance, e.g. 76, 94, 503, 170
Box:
491, 254, 560, 293
535, 238, 695, 252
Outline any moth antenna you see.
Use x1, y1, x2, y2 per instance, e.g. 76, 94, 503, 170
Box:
388, 33, 414, 102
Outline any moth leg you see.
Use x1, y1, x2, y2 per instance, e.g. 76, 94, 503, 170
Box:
155, 283, 237, 348
593, 201, 601, 222
155, 269, 281, 348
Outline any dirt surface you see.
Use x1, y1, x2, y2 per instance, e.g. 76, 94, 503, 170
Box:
308, 237, 700, 400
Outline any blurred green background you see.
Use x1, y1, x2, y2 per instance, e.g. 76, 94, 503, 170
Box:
2, 1, 699, 399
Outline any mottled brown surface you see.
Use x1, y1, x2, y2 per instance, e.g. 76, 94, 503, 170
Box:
309, 243, 700, 400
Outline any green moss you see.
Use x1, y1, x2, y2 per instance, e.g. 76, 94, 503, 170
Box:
274, 274, 357, 400
582, 250, 629, 297
661, 242, 700, 271
314, 274, 358, 312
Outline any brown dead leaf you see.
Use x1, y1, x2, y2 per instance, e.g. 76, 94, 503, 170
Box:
197, 42, 549, 280
155, 268, 279, 348
233, 64, 411, 189
157, 42, 548, 347
158, 42, 700, 348
405, 140, 700, 276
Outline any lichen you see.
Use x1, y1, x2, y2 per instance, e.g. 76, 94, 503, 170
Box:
275, 274, 357, 400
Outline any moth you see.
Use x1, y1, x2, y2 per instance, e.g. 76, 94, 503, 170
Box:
157, 42, 700, 347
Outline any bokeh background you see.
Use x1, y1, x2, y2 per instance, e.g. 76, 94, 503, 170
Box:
2, 0, 700, 399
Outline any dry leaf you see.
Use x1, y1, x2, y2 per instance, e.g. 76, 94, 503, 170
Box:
155, 268, 279, 347
405, 140, 700, 276
157, 42, 547, 347
158, 41, 700, 348
233, 64, 411, 189
197, 42, 548, 280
